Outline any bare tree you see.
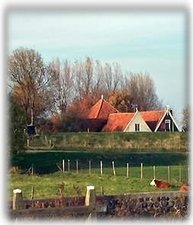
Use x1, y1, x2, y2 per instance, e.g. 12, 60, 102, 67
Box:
73, 57, 104, 99
8, 48, 51, 124
112, 62, 122, 91
103, 62, 121, 93
104, 63, 113, 92
48, 59, 74, 115
73, 60, 84, 100
125, 73, 162, 111
83, 57, 93, 96
92, 60, 104, 95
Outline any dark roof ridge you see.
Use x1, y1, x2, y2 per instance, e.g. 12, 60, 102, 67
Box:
140, 109, 165, 113
109, 112, 135, 115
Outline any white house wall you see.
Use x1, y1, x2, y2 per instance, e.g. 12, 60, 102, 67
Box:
124, 112, 152, 132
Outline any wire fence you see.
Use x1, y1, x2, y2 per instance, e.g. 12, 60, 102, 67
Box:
27, 159, 189, 183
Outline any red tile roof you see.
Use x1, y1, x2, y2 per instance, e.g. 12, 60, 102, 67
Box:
140, 110, 165, 131
87, 97, 167, 132
103, 113, 135, 132
103, 110, 166, 132
87, 98, 119, 120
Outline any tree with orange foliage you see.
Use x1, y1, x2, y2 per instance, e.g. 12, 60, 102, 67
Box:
108, 90, 132, 112
8, 48, 52, 125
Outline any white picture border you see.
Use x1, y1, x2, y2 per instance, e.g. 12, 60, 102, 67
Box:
0, 0, 192, 225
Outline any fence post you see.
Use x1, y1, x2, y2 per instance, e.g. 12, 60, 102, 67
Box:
13, 189, 23, 210
31, 164, 34, 176
112, 161, 116, 176
153, 166, 156, 179
89, 160, 91, 175
62, 160, 65, 173
68, 160, 70, 172
85, 186, 96, 220
168, 166, 170, 182
126, 163, 129, 178
100, 161, 103, 175
140, 163, 143, 180
85, 186, 96, 207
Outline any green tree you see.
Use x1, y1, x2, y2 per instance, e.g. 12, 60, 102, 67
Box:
9, 94, 27, 154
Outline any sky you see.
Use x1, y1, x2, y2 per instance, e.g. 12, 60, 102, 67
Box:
7, 10, 187, 123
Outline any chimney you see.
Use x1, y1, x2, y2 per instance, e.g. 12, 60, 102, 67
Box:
166, 105, 172, 115
166, 105, 170, 111
101, 94, 104, 100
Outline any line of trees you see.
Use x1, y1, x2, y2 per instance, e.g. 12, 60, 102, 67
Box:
8, 48, 188, 139
8, 48, 163, 130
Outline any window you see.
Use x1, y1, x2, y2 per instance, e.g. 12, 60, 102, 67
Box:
135, 123, 140, 131
165, 119, 171, 131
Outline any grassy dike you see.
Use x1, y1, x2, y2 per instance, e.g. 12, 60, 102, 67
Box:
27, 132, 188, 152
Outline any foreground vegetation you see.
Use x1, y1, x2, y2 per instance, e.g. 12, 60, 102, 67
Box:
27, 132, 188, 152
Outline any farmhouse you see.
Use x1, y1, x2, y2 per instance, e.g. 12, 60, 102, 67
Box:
140, 109, 180, 132
87, 95, 119, 120
103, 111, 151, 132
86, 97, 180, 132
84, 95, 119, 132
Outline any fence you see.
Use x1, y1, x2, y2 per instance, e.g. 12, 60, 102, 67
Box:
10, 186, 100, 219
10, 187, 189, 219
28, 159, 189, 182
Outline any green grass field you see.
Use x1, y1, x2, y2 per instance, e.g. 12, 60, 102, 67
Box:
9, 151, 189, 200
9, 165, 188, 200
27, 132, 188, 152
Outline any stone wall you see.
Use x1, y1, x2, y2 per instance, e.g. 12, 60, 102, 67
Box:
100, 191, 188, 219
10, 191, 189, 220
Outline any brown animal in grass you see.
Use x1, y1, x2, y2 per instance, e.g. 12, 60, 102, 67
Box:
179, 184, 189, 192
150, 178, 171, 189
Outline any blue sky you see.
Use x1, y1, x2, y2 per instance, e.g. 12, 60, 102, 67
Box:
7, 10, 187, 123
